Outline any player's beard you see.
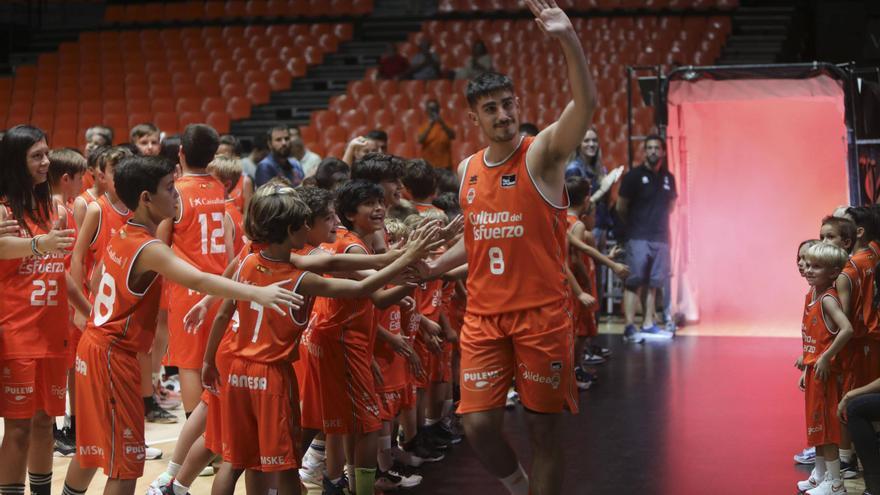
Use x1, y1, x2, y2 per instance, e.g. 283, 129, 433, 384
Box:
490, 121, 517, 143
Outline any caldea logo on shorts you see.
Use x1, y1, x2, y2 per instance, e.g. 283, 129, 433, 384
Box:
462, 367, 503, 392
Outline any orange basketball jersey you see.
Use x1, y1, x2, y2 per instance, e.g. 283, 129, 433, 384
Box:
225, 198, 246, 259
413, 202, 441, 213
229, 174, 246, 213
87, 195, 132, 286
86, 221, 163, 354
459, 136, 570, 315
802, 287, 843, 369
0, 205, 70, 359
170, 174, 228, 274
227, 252, 309, 363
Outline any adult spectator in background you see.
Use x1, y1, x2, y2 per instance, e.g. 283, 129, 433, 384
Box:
313, 157, 350, 191
240, 135, 269, 180
366, 129, 388, 153
417, 99, 455, 170
519, 122, 539, 136
84, 126, 113, 156
254, 126, 304, 187
455, 40, 494, 80
289, 134, 322, 177
405, 39, 441, 80
379, 42, 410, 80
616, 135, 677, 343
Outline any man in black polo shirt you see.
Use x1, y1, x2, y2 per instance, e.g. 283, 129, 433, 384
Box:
617, 134, 677, 342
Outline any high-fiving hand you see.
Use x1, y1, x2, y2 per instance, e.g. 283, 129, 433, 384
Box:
525, 0, 573, 39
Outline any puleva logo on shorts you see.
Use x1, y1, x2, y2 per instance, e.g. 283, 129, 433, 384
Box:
4, 383, 34, 403
518, 363, 561, 390
124, 443, 146, 461
462, 367, 504, 392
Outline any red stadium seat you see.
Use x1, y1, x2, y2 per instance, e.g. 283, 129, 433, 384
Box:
338, 109, 366, 131
330, 95, 356, 113
226, 97, 252, 120
179, 111, 206, 129
326, 142, 346, 159
205, 2, 225, 19
358, 94, 381, 115
268, 70, 291, 91
247, 82, 270, 104
321, 126, 347, 150
127, 112, 153, 129
371, 109, 394, 129
312, 110, 337, 129
176, 98, 201, 114
286, 58, 307, 78
202, 97, 226, 115
222, 83, 246, 99
154, 112, 179, 134
349, 80, 374, 100
299, 125, 318, 145
387, 94, 410, 114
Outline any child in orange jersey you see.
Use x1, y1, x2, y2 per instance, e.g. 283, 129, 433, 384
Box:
796, 242, 854, 495
217, 134, 254, 215
72, 146, 107, 228
130, 123, 161, 157
207, 155, 247, 256
157, 124, 230, 418
61, 155, 299, 495
201, 185, 439, 495
403, 159, 439, 212
47, 148, 87, 455
0, 126, 91, 495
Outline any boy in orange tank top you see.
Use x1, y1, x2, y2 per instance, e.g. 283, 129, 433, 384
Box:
796, 242, 853, 495
419, 2, 600, 492
61, 155, 299, 495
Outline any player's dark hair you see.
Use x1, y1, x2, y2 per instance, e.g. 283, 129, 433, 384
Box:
351, 153, 404, 184
245, 185, 310, 245
99, 146, 134, 173
366, 129, 388, 142
296, 186, 334, 226
114, 155, 176, 211
388, 202, 419, 221
265, 125, 289, 146
434, 168, 459, 195
432, 191, 461, 219
403, 159, 436, 200
87, 145, 108, 170
130, 123, 159, 142
847, 206, 880, 242
566, 176, 592, 206
48, 148, 87, 185
314, 157, 350, 190
181, 124, 220, 169
160, 135, 181, 166
335, 180, 384, 230
219, 134, 239, 150
644, 133, 666, 151
466, 72, 514, 107
821, 216, 857, 252
0, 125, 53, 235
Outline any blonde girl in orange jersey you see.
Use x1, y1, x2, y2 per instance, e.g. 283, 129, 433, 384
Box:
419, 1, 600, 493
60, 155, 299, 495
0, 125, 91, 495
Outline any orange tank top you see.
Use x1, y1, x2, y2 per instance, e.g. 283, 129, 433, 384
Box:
802, 287, 843, 369
225, 199, 245, 258
841, 246, 878, 338
0, 204, 70, 359
85, 221, 162, 354
172, 174, 228, 274
459, 136, 570, 315
227, 252, 309, 363
88, 195, 131, 277
229, 174, 246, 213
309, 228, 376, 341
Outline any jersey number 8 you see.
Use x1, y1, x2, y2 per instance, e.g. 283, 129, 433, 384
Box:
93, 269, 116, 326
488, 247, 505, 275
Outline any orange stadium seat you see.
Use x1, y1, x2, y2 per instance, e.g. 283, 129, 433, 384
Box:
226, 96, 252, 120
338, 109, 366, 131
312, 110, 338, 129
247, 82, 270, 104
322, 125, 347, 149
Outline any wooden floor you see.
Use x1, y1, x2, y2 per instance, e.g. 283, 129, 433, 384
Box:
1, 325, 867, 494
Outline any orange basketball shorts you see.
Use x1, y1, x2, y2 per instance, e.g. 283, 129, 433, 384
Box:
220, 358, 300, 472
166, 282, 219, 369
458, 304, 578, 415
296, 328, 324, 431
0, 357, 67, 419
804, 367, 843, 448
74, 331, 146, 479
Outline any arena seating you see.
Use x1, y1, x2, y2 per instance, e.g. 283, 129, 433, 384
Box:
437, 0, 738, 12
302, 15, 730, 163
103, 0, 373, 25
0, 23, 352, 148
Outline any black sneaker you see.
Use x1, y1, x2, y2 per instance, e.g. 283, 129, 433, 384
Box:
145, 404, 178, 424
374, 469, 403, 491
322, 475, 349, 495
430, 422, 462, 445
590, 344, 612, 358
53, 426, 75, 457
842, 459, 859, 479
402, 436, 444, 463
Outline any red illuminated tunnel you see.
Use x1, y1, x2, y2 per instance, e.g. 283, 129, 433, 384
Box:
664, 72, 849, 337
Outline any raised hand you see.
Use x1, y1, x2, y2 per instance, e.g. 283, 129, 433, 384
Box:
255, 280, 304, 315
0, 219, 19, 237
440, 215, 464, 243
184, 299, 210, 334
525, 0, 573, 39
39, 229, 76, 253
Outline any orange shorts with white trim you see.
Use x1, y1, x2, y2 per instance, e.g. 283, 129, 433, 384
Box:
0, 357, 67, 419
295, 327, 323, 431
220, 358, 300, 472
804, 367, 842, 447
74, 331, 146, 479
458, 304, 577, 415
202, 348, 231, 455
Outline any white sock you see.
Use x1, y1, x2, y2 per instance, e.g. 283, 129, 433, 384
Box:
171, 480, 189, 495
304, 439, 326, 464
166, 461, 181, 477
499, 464, 529, 495
814, 455, 827, 479
424, 418, 439, 426
442, 399, 454, 418
827, 458, 841, 481
839, 448, 853, 463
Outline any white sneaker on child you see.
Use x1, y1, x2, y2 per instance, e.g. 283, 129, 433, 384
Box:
806, 477, 847, 495
797, 469, 823, 492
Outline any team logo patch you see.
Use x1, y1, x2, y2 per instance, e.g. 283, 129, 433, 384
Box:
466, 188, 476, 204
550, 361, 563, 372
469, 175, 478, 185
501, 174, 517, 188
256, 264, 270, 273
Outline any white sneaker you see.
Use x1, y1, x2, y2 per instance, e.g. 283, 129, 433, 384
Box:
389, 469, 422, 488
145, 446, 163, 460
148, 472, 173, 494
199, 465, 215, 477
806, 477, 847, 495
797, 469, 822, 492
